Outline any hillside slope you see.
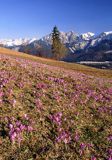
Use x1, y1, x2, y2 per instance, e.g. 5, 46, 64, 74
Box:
0, 48, 112, 160
0, 47, 112, 78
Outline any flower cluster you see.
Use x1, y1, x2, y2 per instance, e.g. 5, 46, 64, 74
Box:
50, 112, 62, 126
8, 115, 33, 144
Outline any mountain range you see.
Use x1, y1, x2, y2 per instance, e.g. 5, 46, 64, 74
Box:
0, 31, 112, 62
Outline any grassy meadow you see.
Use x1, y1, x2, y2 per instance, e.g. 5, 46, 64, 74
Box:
0, 48, 112, 160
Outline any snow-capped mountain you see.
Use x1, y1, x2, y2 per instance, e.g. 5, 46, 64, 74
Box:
90, 31, 112, 47
40, 31, 79, 45
0, 31, 96, 49
36, 31, 95, 54
40, 31, 95, 45
0, 30, 112, 62
0, 38, 37, 47
1, 31, 112, 50
79, 32, 95, 41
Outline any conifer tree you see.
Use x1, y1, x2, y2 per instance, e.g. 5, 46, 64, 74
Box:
51, 26, 67, 60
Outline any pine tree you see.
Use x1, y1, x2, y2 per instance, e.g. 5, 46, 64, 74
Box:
51, 26, 67, 60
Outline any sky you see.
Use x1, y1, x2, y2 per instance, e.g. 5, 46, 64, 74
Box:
0, 0, 112, 39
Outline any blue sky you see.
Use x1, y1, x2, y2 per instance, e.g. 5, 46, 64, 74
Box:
0, 0, 112, 38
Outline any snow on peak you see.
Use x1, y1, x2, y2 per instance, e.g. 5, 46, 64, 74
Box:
103, 31, 112, 35
81, 32, 95, 40
98, 31, 112, 38
0, 38, 38, 47
90, 31, 112, 47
